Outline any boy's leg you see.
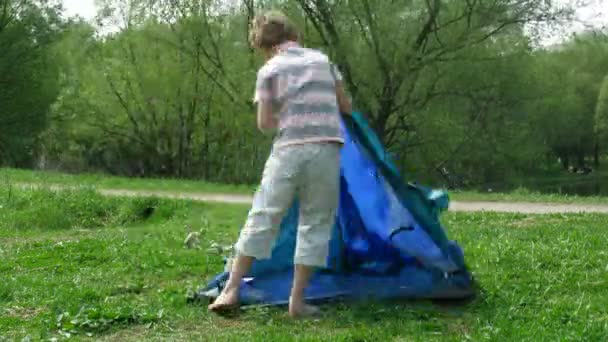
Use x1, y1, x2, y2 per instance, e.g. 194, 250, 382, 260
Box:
209, 254, 254, 312
290, 144, 341, 317
209, 147, 299, 311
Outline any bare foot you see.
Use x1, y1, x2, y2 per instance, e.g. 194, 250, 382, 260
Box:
289, 298, 321, 319
208, 289, 239, 315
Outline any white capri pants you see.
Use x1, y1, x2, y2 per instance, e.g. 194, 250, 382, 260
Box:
234, 142, 341, 268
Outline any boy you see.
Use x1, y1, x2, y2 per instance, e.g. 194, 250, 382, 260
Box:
208, 11, 352, 318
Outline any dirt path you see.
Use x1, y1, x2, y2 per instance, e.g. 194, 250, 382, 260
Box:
98, 188, 608, 214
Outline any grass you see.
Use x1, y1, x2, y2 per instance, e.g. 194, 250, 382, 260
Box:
0, 168, 257, 195
3, 167, 608, 205
1, 187, 608, 340
450, 187, 608, 204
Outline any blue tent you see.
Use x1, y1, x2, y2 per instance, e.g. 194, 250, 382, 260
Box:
198, 112, 474, 306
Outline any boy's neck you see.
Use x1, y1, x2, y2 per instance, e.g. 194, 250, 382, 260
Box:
277, 40, 300, 51
265, 40, 301, 60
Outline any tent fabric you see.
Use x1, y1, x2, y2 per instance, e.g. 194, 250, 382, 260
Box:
198, 112, 474, 306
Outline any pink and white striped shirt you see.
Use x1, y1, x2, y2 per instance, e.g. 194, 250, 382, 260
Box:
254, 41, 345, 147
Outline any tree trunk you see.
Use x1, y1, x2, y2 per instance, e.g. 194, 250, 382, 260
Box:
561, 155, 569, 170
202, 111, 210, 180
577, 152, 585, 168
594, 142, 600, 167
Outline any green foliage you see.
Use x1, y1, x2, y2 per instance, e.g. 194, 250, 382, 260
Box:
44, 4, 268, 182
530, 33, 608, 169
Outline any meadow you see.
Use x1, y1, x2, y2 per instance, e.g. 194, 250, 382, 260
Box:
2, 167, 608, 205
1, 183, 607, 341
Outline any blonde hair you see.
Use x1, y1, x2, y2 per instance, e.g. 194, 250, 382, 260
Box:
249, 11, 299, 50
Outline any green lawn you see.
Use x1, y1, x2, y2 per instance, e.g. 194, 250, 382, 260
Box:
2, 167, 608, 204
450, 188, 608, 204
0, 168, 257, 195
1, 187, 607, 340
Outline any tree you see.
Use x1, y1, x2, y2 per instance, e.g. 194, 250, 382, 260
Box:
285, 0, 573, 144
269, 0, 578, 185
38, 0, 608, 189
45, 0, 271, 182
531, 32, 608, 169
0, 0, 64, 166
595, 74, 608, 165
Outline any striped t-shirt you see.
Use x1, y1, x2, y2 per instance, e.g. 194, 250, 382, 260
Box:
253, 41, 345, 148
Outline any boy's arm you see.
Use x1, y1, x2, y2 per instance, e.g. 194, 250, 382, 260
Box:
257, 99, 276, 132
336, 81, 352, 115
254, 67, 278, 133
330, 63, 352, 115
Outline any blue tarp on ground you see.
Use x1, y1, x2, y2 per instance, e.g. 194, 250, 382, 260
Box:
198, 113, 474, 306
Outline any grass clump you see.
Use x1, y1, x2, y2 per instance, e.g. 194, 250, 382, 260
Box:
55, 305, 164, 337
0, 185, 190, 233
